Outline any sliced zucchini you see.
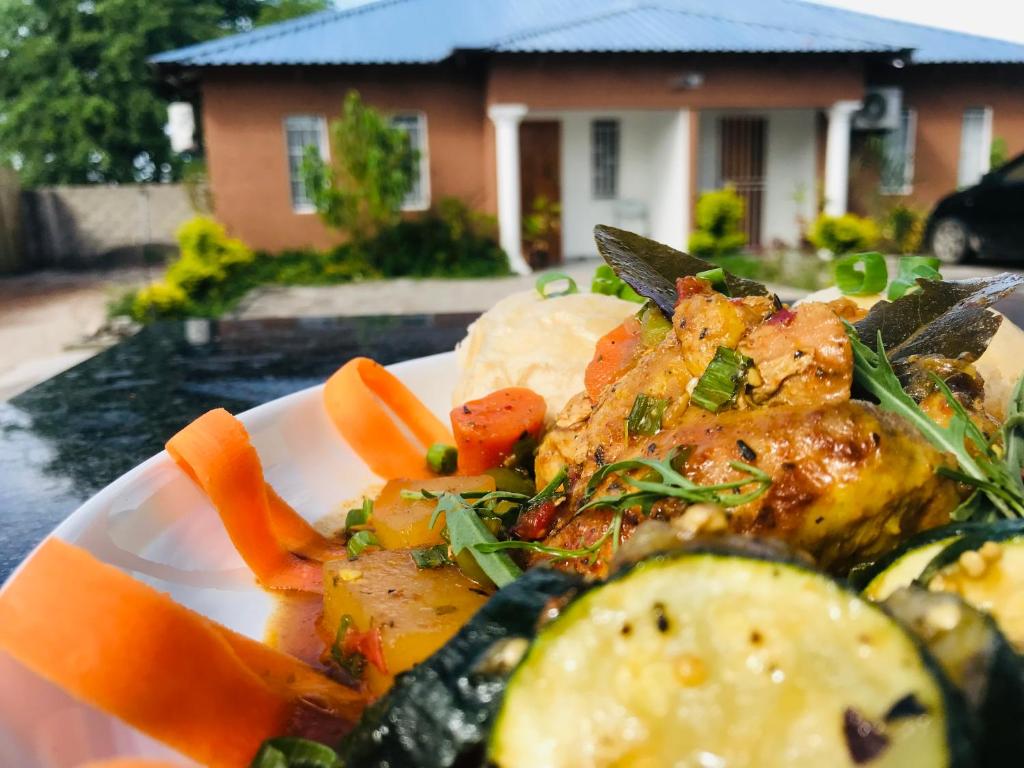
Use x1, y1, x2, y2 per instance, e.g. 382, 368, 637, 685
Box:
919, 522, 1024, 651
490, 539, 970, 768
885, 586, 1024, 767
859, 523, 987, 601
337, 567, 582, 768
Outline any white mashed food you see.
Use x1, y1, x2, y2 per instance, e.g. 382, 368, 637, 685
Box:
453, 290, 638, 420
801, 286, 1024, 419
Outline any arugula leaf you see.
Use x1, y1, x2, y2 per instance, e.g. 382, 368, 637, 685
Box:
437, 493, 523, 588
845, 324, 1024, 519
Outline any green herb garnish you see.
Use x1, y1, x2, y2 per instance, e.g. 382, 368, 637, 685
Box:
591, 264, 645, 303
691, 347, 752, 413
410, 544, 454, 569
536, 272, 579, 299
347, 530, 380, 559
426, 443, 458, 474
329, 614, 366, 679
626, 393, 669, 438
696, 267, 729, 295
344, 497, 373, 530
250, 736, 341, 768
887, 256, 942, 300
846, 324, 1024, 519
835, 252, 888, 296
434, 493, 523, 587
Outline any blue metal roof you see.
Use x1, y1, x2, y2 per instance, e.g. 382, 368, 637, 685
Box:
150, 0, 1024, 67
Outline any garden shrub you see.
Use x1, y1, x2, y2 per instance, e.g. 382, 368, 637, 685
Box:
807, 212, 879, 255
881, 204, 925, 255
688, 187, 747, 258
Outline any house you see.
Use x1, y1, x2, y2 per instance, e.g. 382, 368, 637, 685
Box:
153, 0, 1024, 273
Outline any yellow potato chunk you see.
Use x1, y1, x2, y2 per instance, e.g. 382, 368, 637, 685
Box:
372, 475, 495, 549
323, 549, 489, 695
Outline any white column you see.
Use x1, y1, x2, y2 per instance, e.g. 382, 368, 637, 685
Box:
823, 100, 861, 217
488, 103, 530, 275
649, 109, 690, 251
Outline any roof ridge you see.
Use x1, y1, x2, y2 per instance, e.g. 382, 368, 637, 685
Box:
786, 0, 1024, 50
488, 3, 658, 48
496, 1, 900, 52
151, 0, 417, 63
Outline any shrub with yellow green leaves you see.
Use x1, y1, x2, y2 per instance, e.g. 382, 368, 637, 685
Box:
807, 212, 879, 255
687, 187, 747, 258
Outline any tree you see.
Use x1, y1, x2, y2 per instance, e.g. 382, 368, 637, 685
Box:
0, 0, 295, 186
256, 0, 331, 26
302, 90, 417, 241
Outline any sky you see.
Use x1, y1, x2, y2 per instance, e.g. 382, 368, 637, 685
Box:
809, 0, 1024, 44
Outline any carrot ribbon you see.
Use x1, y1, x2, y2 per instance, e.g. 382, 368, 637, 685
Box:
0, 540, 365, 768
166, 408, 343, 592
323, 357, 453, 480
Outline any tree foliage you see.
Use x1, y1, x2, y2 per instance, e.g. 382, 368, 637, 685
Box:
302, 90, 417, 240
0, 0, 313, 186
255, 0, 331, 26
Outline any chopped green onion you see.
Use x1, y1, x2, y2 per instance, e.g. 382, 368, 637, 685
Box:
347, 530, 379, 559
834, 252, 888, 296
637, 302, 672, 347
887, 256, 942, 300
625, 393, 669, 437
695, 267, 729, 295
618, 283, 644, 303
344, 497, 373, 530
426, 443, 458, 474
691, 346, 752, 413
250, 737, 341, 768
536, 272, 579, 299
591, 264, 644, 303
410, 544, 453, 569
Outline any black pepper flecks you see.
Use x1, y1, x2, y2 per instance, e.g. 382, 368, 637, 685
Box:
699, 327, 708, 340
736, 439, 757, 462
843, 708, 890, 764
621, 622, 633, 636
594, 445, 607, 466
652, 601, 670, 633
884, 693, 928, 722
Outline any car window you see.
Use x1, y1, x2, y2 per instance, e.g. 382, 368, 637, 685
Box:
1003, 161, 1024, 184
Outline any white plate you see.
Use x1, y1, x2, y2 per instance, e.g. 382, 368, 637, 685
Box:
0, 351, 460, 767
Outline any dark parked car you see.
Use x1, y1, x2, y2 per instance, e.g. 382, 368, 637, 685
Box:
926, 153, 1024, 263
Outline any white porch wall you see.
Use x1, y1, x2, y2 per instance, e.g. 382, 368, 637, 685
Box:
556, 111, 683, 258
697, 109, 817, 246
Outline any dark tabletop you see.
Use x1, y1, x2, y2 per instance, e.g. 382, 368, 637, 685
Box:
0, 313, 478, 581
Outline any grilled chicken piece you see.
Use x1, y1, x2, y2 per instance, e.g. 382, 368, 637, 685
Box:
536, 401, 960, 577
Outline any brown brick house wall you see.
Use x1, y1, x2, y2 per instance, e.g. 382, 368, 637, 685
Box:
200, 64, 489, 252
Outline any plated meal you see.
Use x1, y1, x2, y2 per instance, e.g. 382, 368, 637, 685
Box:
5, 226, 1024, 767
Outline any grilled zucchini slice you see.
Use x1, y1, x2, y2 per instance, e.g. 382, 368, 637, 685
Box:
859, 523, 986, 601
490, 541, 970, 768
885, 586, 1024, 767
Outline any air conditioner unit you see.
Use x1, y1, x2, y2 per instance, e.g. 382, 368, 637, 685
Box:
852, 87, 902, 131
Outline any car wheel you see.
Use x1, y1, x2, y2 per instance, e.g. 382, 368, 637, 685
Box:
930, 217, 971, 264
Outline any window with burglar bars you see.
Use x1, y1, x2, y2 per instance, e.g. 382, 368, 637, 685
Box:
592, 119, 620, 199
958, 107, 992, 188
880, 109, 916, 195
391, 113, 430, 210
284, 115, 327, 212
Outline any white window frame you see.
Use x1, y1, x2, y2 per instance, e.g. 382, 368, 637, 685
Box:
591, 118, 620, 200
391, 112, 431, 211
879, 109, 916, 196
283, 115, 329, 214
958, 106, 993, 188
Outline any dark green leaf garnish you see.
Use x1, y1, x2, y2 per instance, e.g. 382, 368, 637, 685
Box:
691, 347, 752, 413
347, 530, 380, 559
437, 494, 523, 588
410, 544, 454, 569
250, 736, 341, 768
834, 252, 888, 296
535, 272, 579, 299
594, 225, 771, 317
853, 273, 1024, 363
626, 393, 669, 438
426, 443, 458, 474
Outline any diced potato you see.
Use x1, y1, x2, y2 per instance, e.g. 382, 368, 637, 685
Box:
372, 475, 495, 549
323, 550, 489, 695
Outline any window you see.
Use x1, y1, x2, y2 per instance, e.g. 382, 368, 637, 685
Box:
391, 113, 430, 210
880, 109, 916, 195
592, 119, 620, 199
958, 107, 993, 188
284, 116, 327, 212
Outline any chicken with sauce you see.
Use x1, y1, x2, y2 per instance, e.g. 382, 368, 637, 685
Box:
533, 276, 973, 576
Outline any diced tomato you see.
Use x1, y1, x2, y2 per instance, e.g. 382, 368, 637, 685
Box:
510, 499, 560, 541
344, 622, 389, 674
675, 275, 712, 301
